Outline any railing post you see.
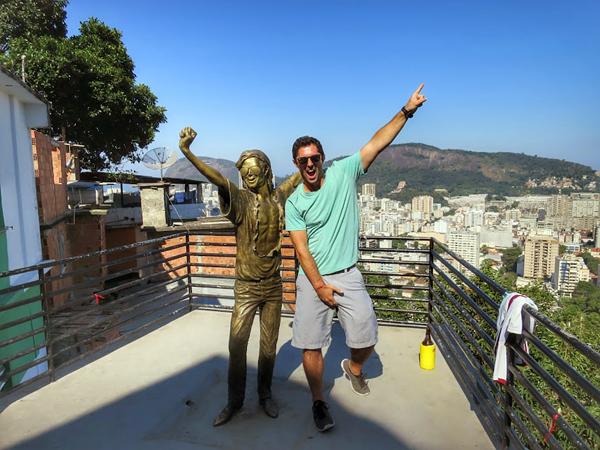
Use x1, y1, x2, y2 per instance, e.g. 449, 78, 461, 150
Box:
39, 268, 55, 382
502, 334, 516, 448
428, 239, 433, 326
186, 233, 193, 312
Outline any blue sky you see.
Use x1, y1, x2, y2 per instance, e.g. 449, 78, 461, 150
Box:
65, 1, 600, 176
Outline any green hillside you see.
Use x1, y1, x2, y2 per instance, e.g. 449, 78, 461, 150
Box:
190, 143, 598, 199
327, 144, 598, 200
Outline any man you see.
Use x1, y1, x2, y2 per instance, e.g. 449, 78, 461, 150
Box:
179, 127, 301, 426
285, 84, 427, 432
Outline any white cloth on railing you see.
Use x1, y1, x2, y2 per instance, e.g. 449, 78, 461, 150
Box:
493, 291, 538, 385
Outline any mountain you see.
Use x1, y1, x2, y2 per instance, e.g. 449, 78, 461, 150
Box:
170, 145, 599, 200
334, 143, 598, 201
165, 156, 239, 187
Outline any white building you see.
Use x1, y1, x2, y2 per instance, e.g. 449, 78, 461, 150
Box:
448, 231, 480, 269
571, 193, 599, 218
0, 64, 51, 389
552, 255, 590, 295
362, 183, 376, 197
433, 219, 449, 234
480, 229, 513, 249
0, 65, 50, 274
465, 210, 484, 228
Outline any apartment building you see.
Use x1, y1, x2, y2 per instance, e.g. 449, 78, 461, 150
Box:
546, 193, 600, 230
448, 231, 480, 269
523, 235, 559, 279
362, 183, 376, 197
548, 194, 572, 218
552, 254, 590, 295
412, 195, 434, 215
571, 193, 600, 218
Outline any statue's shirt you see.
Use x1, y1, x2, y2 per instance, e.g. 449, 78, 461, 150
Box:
219, 178, 297, 281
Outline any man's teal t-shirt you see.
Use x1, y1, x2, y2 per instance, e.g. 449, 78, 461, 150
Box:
285, 152, 364, 275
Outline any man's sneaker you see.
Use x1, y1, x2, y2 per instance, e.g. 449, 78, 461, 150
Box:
312, 400, 335, 432
341, 358, 370, 396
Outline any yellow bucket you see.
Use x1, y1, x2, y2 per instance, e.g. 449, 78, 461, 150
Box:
420, 343, 436, 370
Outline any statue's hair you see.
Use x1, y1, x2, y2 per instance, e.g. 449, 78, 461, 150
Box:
235, 149, 274, 192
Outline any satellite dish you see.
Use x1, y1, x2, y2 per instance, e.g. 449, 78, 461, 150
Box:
142, 147, 177, 181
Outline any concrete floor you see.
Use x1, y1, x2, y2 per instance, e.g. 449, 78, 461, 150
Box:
0, 310, 494, 449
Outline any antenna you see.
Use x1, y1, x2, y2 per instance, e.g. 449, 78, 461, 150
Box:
142, 147, 177, 181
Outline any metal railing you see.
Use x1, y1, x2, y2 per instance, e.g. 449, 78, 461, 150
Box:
428, 238, 599, 449
0, 231, 598, 449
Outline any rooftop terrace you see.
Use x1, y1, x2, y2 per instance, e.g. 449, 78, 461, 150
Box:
1, 231, 598, 449
0, 310, 492, 449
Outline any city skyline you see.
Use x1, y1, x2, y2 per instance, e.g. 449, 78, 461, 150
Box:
63, 1, 600, 176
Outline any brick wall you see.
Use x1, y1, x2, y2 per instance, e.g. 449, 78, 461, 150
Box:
43, 222, 70, 306
67, 215, 107, 284
32, 131, 72, 306
191, 233, 297, 309
106, 227, 149, 275
195, 235, 237, 276
155, 235, 196, 280
32, 131, 68, 226
281, 235, 297, 308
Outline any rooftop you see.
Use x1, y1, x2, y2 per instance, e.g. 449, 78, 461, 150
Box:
1, 231, 598, 449
0, 310, 492, 449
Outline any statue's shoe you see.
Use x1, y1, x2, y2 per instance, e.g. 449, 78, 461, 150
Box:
213, 403, 242, 426
260, 397, 278, 418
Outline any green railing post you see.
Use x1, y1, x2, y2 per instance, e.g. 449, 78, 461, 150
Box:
39, 267, 55, 382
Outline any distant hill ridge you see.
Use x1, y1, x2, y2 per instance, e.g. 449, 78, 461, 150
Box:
166, 156, 239, 187
328, 143, 598, 200
168, 145, 598, 199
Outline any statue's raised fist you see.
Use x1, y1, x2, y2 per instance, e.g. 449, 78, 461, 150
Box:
179, 127, 197, 151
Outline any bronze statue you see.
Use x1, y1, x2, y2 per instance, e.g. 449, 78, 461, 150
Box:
179, 127, 301, 426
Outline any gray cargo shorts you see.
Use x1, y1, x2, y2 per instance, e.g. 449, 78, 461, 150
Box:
291, 266, 378, 349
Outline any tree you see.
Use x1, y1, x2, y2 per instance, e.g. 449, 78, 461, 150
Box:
393, 239, 407, 249
580, 252, 599, 276
0, 3, 166, 170
502, 245, 522, 273
0, 0, 68, 53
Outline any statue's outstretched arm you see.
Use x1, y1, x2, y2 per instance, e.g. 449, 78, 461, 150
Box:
179, 127, 229, 191
288, 172, 302, 188
276, 171, 303, 200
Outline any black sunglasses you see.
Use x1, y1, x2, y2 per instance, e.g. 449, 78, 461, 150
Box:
296, 154, 321, 165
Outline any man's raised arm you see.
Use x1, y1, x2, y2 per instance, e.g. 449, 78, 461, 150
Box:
360, 83, 428, 172
179, 127, 229, 191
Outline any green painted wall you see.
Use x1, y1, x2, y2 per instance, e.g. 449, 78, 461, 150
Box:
0, 188, 46, 390
0, 287, 45, 390
0, 187, 8, 290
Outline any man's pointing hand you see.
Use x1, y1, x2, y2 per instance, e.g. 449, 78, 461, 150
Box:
405, 83, 427, 112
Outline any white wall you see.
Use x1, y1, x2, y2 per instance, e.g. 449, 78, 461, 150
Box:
0, 90, 44, 275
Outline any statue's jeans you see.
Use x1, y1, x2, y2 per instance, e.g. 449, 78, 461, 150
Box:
228, 276, 283, 406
